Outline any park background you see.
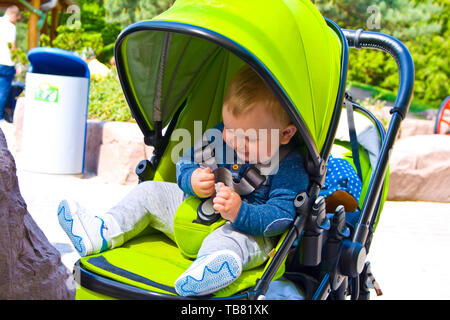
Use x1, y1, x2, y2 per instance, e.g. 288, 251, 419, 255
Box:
0, 0, 449, 300
7, 0, 450, 123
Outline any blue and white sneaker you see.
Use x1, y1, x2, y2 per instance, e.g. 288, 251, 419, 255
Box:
175, 250, 243, 296
57, 199, 112, 257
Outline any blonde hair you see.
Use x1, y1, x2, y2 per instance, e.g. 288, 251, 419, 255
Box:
224, 65, 291, 126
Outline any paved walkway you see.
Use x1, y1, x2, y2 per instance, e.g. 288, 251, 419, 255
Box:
1, 120, 449, 300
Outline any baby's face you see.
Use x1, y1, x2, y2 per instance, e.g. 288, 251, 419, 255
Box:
222, 102, 296, 163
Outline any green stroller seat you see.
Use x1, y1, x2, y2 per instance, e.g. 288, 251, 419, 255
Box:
73, 0, 414, 300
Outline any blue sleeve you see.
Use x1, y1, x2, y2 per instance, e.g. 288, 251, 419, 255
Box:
231, 151, 309, 237
176, 147, 199, 197
175, 122, 224, 197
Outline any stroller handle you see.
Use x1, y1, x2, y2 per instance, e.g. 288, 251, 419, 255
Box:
342, 29, 415, 246
343, 29, 414, 119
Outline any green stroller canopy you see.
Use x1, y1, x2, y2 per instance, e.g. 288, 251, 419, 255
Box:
115, 0, 343, 163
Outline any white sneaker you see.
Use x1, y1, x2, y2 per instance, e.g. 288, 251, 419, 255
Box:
57, 199, 119, 257
175, 250, 243, 296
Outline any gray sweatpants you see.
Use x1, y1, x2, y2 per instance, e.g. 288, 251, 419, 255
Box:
106, 181, 274, 270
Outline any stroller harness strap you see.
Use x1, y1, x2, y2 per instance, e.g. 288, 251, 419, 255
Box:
344, 93, 363, 181
194, 131, 293, 196
195, 138, 292, 225
173, 133, 293, 258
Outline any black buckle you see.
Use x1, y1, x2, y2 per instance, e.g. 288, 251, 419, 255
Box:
194, 199, 221, 226
243, 166, 266, 189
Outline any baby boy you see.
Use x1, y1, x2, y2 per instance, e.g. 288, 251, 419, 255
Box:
57, 65, 309, 296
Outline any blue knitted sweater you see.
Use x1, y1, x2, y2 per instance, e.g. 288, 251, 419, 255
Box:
176, 123, 309, 237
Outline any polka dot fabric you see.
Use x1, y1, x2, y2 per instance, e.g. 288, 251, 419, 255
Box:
320, 155, 363, 204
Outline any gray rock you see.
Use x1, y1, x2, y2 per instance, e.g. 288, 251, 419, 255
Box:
0, 128, 75, 299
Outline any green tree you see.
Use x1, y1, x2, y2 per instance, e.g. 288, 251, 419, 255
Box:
312, 0, 375, 29
377, 0, 443, 41
41, 25, 104, 57
313, 0, 443, 41
313, 0, 449, 108
104, 0, 174, 28
41, 0, 122, 62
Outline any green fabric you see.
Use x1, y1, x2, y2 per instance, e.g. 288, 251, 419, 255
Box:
153, 52, 245, 182
79, 232, 284, 298
117, 0, 342, 152
330, 108, 390, 231
173, 196, 226, 259
77, 135, 387, 299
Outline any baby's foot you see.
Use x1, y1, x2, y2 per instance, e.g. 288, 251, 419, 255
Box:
57, 199, 120, 257
175, 250, 242, 296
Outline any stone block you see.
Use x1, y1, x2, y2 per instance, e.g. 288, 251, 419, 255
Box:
96, 121, 154, 185
388, 134, 450, 202
398, 118, 434, 139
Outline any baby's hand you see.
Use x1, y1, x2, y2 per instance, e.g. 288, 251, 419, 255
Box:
191, 167, 215, 198
213, 184, 241, 222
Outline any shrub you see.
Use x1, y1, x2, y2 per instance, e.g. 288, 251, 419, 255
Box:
88, 69, 133, 122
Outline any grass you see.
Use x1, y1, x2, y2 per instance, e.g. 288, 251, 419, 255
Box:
347, 81, 433, 113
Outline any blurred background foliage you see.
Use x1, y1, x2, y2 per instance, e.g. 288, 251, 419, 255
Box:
9, 0, 449, 121
313, 0, 449, 110
88, 69, 133, 122
38, 0, 174, 122
40, 0, 174, 62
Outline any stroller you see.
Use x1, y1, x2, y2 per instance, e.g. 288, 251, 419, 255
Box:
73, 0, 414, 300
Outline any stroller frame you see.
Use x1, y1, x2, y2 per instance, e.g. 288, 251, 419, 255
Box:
74, 18, 414, 300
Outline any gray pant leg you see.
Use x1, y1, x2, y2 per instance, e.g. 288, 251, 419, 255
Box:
198, 222, 275, 270
107, 181, 185, 244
